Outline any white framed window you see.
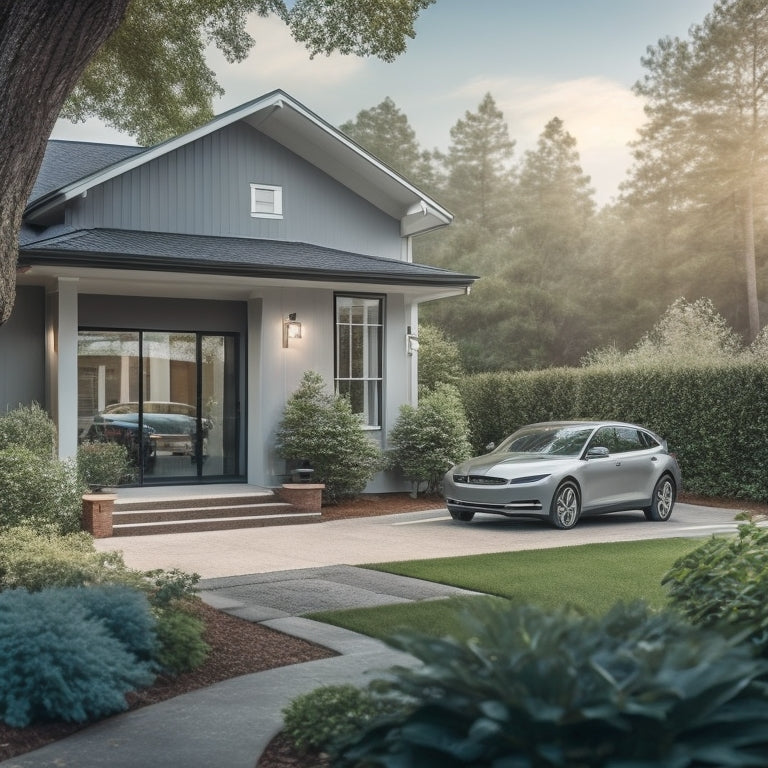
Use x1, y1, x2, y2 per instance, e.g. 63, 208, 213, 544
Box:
335, 294, 384, 429
250, 183, 283, 219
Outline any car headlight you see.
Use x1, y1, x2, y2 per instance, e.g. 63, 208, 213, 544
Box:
507, 474, 550, 484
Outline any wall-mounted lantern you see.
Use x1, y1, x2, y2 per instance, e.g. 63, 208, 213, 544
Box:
283, 313, 302, 348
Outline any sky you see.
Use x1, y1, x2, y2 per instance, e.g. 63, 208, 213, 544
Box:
52, 0, 718, 206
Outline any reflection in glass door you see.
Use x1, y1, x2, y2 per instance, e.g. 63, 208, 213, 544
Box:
77, 330, 240, 484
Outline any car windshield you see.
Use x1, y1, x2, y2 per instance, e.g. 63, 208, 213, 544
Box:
496, 425, 594, 457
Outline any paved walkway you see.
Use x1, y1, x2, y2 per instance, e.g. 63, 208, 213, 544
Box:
2, 502, 749, 767
2, 567, 473, 768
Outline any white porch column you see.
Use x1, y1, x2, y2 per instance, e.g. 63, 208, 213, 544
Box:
53, 278, 79, 459
406, 302, 419, 406
246, 298, 263, 485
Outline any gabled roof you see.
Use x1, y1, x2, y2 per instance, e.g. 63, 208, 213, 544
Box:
19, 228, 475, 288
26, 90, 452, 236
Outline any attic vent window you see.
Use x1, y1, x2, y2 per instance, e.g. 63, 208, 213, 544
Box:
250, 183, 283, 219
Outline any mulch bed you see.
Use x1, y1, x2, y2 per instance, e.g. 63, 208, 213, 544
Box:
0, 491, 763, 766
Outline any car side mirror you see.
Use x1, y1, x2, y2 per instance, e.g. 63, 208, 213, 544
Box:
485, 441, 496, 452
586, 446, 610, 459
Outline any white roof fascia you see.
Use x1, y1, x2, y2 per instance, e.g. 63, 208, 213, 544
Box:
26, 90, 452, 235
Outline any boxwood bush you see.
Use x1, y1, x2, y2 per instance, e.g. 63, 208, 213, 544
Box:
335, 599, 768, 767
457, 361, 768, 501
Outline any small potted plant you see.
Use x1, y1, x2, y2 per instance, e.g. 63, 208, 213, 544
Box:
77, 441, 134, 492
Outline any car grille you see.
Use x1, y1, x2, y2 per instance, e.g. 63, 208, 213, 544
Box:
453, 474, 507, 485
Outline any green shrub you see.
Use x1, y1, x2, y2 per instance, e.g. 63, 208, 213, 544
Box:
387, 384, 472, 494
283, 684, 398, 755
0, 447, 85, 534
335, 600, 768, 767
0, 586, 156, 727
664, 523, 768, 654
0, 403, 56, 459
275, 371, 384, 504
0, 526, 129, 591
77, 440, 134, 490
141, 567, 201, 608
153, 608, 209, 673
417, 324, 465, 393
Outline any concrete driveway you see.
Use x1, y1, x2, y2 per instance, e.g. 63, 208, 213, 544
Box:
94, 501, 748, 579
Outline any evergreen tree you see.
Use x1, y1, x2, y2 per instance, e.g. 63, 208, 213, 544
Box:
626, 0, 768, 341
339, 97, 440, 192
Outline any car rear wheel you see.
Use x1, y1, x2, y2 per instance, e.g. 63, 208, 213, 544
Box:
449, 509, 475, 522
549, 481, 580, 529
644, 475, 676, 521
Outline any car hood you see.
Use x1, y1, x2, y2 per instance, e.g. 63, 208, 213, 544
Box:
452, 453, 577, 478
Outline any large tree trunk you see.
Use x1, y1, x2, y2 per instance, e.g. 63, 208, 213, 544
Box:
742, 181, 760, 342
0, 0, 130, 324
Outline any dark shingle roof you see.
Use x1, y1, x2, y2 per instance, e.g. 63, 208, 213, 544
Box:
19, 228, 476, 287
30, 141, 146, 202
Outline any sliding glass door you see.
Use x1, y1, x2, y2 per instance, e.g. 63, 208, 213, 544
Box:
77, 330, 240, 484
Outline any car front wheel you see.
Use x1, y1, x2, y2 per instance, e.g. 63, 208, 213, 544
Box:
549, 481, 581, 529
449, 509, 475, 522
644, 475, 676, 521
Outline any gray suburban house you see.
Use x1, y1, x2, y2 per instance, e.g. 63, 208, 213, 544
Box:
1, 90, 473, 492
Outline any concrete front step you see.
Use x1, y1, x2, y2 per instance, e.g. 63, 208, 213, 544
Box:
109, 486, 322, 536
112, 511, 321, 536
114, 502, 295, 525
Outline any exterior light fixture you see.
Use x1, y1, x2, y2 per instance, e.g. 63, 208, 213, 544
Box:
283, 313, 302, 348
406, 332, 419, 356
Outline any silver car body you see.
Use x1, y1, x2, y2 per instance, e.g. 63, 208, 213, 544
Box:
443, 421, 682, 528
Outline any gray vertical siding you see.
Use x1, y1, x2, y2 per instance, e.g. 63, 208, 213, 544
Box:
0, 286, 45, 411
68, 123, 402, 259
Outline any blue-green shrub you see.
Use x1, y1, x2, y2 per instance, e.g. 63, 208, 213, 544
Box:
335, 600, 768, 767
0, 447, 84, 534
664, 523, 768, 655
458, 361, 768, 501
0, 587, 156, 727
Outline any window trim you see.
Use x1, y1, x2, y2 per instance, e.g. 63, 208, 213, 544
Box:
334, 293, 384, 430
250, 183, 283, 219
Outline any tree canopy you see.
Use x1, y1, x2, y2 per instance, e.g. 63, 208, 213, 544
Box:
0, 0, 435, 324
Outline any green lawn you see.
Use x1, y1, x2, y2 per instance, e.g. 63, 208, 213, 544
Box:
309, 538, 704, 641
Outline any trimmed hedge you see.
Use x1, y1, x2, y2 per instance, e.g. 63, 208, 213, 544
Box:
457, 361, 768, 501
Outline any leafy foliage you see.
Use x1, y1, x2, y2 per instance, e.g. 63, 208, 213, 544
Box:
77, 440, 135, 490
416, 323, 464, 393
153, 608, 209, 674
0, 403, 56, 460
583, 298, 743, 367
283, 684, 398, 754
387, 385, 472, 494
0, 586, 156, 727
0, 526, 129, 592
62, 0, 435, 144
275, 371, 383, 503
335, 600, 768, 767
0, 446, 85, 534
664, 523, 768, 655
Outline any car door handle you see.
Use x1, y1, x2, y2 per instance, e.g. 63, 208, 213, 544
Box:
651, 456, 658, 462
